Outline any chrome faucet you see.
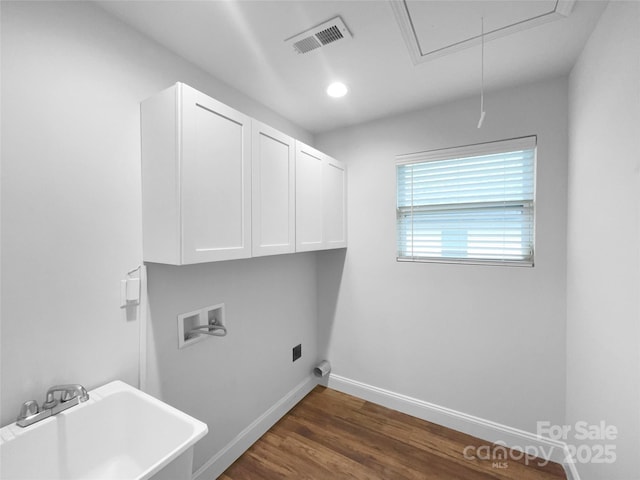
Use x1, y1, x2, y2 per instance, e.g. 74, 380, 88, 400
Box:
16, 384, 90, 428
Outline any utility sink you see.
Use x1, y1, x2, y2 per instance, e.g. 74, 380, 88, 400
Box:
0, 381, 208, 480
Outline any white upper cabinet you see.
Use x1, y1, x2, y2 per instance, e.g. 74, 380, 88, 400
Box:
251, 121, 295, 257
295, 142, 324, 252
295, 141, 347, 252
141, 83, 251, 265
142, 83, 346, 264
323, 156, 347, 249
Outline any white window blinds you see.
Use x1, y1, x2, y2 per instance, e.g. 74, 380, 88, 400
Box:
396, 136, 536, 266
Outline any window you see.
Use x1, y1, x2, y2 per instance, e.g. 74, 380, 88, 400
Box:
396, 136, 536, 266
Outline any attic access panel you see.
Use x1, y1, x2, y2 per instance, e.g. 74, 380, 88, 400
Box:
391, 0, 576, 64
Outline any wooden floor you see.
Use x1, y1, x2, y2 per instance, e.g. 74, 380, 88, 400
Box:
221, 386, 566, 480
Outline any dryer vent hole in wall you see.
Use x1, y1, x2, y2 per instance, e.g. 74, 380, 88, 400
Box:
292, 344, 302, 362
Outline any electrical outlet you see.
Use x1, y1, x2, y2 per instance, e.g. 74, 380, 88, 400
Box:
293, 344, 302, 362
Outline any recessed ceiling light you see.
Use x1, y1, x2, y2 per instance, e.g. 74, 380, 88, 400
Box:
327, 82, 348, 98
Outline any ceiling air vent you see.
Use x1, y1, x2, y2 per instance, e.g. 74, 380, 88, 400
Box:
285, 16, 352, 54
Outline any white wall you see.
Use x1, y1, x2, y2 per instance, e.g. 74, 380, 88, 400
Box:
144, 255, 318, 472
1, 3, 316, 465
567, 2, 640, 479
316, 77, 569, 433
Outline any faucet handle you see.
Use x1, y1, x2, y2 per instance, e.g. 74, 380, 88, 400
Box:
17, 400, 39, 421
67, 385, 89, 402
42, 392, 58, 409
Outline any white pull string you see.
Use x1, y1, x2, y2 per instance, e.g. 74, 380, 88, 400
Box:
477, 16, 486, 129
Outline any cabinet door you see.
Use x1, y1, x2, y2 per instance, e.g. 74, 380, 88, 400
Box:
295, 141, 324, 252
251, 122, 295, 256
180, 85, 252, 264
323, 156, 347, 248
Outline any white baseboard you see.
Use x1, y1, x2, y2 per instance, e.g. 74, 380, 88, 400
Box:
192, 375, 317, 480
327, 373, 579, 479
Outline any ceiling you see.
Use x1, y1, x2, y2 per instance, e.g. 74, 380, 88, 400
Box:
96, 0, 607, 134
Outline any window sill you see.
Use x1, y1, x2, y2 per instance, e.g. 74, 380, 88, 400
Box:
396, 257, 534, 268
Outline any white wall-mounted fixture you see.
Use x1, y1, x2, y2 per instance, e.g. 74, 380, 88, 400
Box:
177, 304, 226, 349
120, 265, 142, 308
285, 16, 352, 54
326, 82, 348, 98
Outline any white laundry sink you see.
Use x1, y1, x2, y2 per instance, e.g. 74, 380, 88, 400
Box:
0, 380, 208, 480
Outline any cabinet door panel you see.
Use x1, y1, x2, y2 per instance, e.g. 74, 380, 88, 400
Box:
295, 142, 324, 252
181, 87, 251, 263
324, 157, 347, 248
252, 123, 295, 256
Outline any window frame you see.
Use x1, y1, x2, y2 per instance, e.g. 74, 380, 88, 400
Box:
395, 136, 537, 267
